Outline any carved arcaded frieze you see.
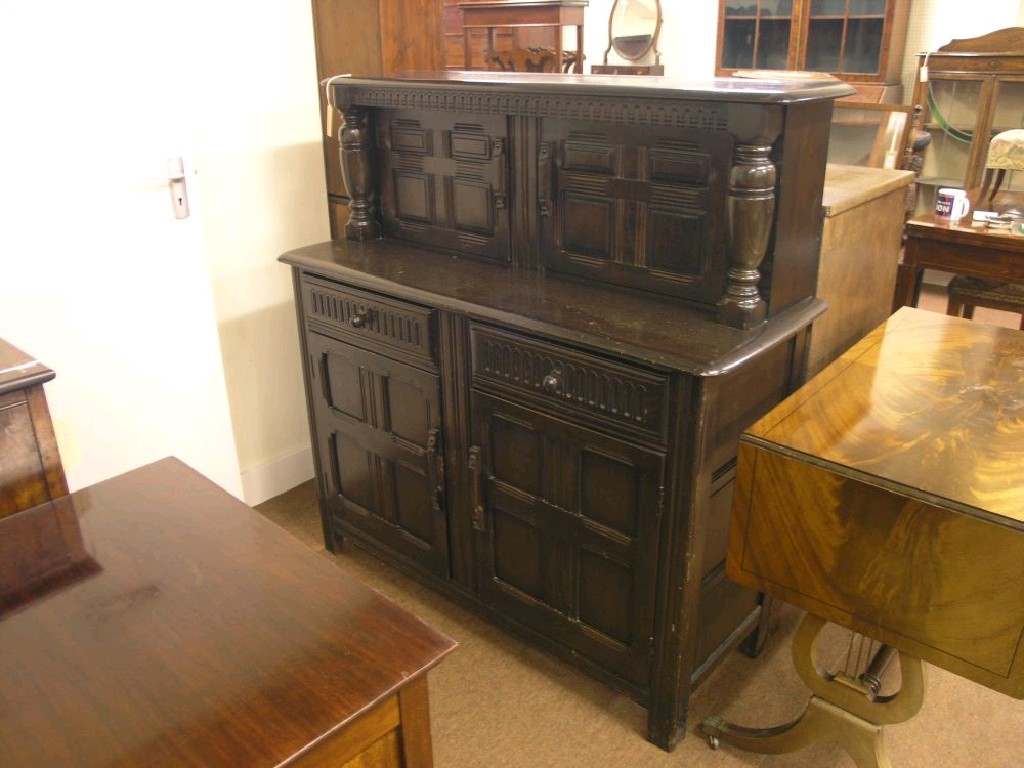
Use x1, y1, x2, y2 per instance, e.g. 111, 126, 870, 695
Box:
473, 332, 669, 439
341, 87, 728, 131
305, 283, 432, 360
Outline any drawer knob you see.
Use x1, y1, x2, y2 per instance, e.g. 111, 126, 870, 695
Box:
349, 311, 369, 329
542, 373, 561, 392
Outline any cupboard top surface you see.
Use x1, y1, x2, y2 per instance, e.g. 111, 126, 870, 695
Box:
281, 239, 824, 376
331, 70, 856, 104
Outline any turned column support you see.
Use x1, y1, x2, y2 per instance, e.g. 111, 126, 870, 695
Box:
718, 105, 783, 329
339, 105, 381, 241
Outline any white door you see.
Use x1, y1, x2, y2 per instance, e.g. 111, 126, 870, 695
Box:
0, 1, 243, 496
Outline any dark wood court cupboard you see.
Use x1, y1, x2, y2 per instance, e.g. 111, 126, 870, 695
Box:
281, 72, 852, 750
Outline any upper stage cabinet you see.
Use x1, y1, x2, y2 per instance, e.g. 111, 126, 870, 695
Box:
282, 72, 851, 752
716, 0, 911, 101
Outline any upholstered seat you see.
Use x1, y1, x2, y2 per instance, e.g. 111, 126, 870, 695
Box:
946, 274, 1024, 330
979, 128, 1024, 208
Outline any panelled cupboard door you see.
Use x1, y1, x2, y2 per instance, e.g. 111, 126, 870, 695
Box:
307, 332, 448, 576
539, 119, 732, 303
378, 109, 512, 264
468, 391, 665, 687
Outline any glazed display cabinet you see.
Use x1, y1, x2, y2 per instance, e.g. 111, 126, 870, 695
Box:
910, 28, 1024, 215
717, 0, 910, 101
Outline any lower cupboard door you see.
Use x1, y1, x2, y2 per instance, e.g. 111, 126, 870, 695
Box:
309, 332, 448, 576
469, 390, 664, 687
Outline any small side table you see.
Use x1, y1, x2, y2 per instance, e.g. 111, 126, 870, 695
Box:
703, 308, 1024, 766
0, 458, 456, 767
896, 214, 1024, 310
459, 1, 587, 72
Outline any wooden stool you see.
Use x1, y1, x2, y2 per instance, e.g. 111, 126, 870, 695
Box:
946, 274, 1024, 330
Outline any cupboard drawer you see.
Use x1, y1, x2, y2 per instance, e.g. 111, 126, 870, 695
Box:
470, 324, 669, 443
301, 275, 436, 365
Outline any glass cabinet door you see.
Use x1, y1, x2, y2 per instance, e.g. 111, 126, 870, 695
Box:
919, 78, 985, 193
918, 77, 1024, 210
717, 0, 907, 87
805, 0, 887, 76
720, 0, 796, 71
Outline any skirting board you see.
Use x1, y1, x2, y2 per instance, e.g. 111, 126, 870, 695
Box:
241, 446, 314, 506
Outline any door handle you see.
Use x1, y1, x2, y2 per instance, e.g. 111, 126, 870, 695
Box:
538, 141, 553, 216
468, 445, 486, 532
136, 157, 190, 219
426, 429, 443, 514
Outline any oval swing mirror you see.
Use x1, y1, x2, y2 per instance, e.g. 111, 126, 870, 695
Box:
608, 0, 662, 62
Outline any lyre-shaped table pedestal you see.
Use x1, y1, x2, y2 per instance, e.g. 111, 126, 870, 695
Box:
701, 613, 926, 768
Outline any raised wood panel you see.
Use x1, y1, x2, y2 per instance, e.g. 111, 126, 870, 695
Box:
540, 119, 731, 303
380, 110, 511, 263
471, 390, 664, 686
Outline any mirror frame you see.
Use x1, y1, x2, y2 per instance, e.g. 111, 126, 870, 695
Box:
603, 0, 662, 64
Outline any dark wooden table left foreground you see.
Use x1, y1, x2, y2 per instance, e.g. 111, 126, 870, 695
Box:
0, 457, 456, 767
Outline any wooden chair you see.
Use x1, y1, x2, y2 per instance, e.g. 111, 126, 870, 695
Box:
978, 129, 1024, 210
483, 47, 559, 72
946, 275, 1024, 330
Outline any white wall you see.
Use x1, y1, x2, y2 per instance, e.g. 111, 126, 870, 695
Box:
191, 6, 329, 503
0, 1, 326, 503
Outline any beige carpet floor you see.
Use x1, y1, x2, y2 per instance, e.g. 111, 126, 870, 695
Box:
256, 287, 1024, 767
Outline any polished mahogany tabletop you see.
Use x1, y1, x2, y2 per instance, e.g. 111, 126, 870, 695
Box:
743, 306, 1024, 524
0, 458, 456, 767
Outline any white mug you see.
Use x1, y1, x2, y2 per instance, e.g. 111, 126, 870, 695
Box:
935, 187, 970, 223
